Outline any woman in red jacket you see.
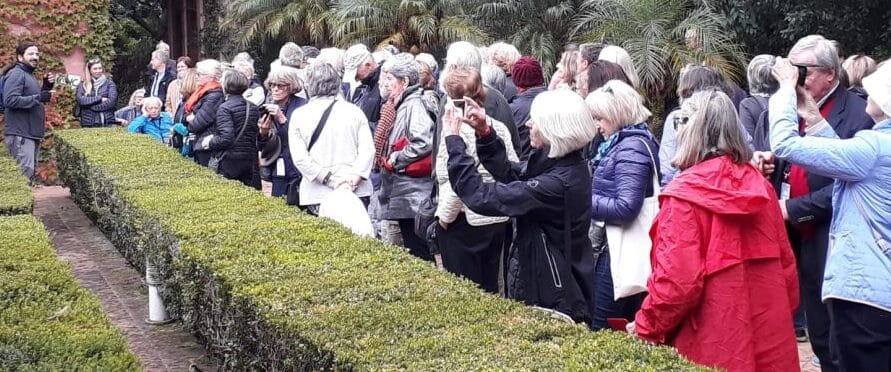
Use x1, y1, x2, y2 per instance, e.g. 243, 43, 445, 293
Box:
628, 89, 800, 372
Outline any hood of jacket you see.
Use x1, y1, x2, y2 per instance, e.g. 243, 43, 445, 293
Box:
661, 155, 772, 216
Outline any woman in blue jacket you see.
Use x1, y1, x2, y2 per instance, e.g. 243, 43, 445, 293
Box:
585, 80, 659, 330
770, 58, 891, 372
127, 96, 172, 143
76, 58, 118, 127
444, 89, 599, 326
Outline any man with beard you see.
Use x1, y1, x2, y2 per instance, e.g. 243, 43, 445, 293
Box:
2, 41, 54, 182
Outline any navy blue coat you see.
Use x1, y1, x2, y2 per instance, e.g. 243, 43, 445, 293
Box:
188, 88, 225, 148
738, 96, 768, 138
509, 86, 545, 159
590, 127, 660, 225
347, 66, 382, 131
76, 78, 118, 127
447, 131, 596, 324
2, 63, 50, 140
257, 96, 307, 179
209, 95, 260, 160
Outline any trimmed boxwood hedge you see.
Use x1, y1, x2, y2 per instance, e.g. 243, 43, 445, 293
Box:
0, 215, 140, 370
0, 153, 33, 215
53, 128, 706, 371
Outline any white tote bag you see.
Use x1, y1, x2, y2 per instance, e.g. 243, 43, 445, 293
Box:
606, 137, 659, 300
318, 187, 375, 237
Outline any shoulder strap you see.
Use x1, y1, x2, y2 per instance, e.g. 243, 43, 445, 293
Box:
634, 136, 660, 197
307, 100, 337, 152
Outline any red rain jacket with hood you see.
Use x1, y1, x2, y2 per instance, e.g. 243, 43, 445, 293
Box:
634, 155, 799, 372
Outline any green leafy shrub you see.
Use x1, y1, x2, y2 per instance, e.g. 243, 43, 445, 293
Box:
53, 128, 707, 371
0, 215, 140, 371
0, 154, 33, 215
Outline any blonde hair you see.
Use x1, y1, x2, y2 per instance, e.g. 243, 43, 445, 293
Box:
488, 42, 521, 70
585, 79, 651, 127
561, 50, 580, 89
843, 54, 877, 87
673, 90, 752, 170
598, 45, 639, 89
179, 69, 198, 97
265, 66, 304, 94
530, 90, 598, 158
82, 58, 103, 95
128, 89, 146, 107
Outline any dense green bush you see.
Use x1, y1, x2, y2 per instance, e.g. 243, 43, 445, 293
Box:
53, 128, 706, 371
0, 215, 140, 371
0, 154, 33, 215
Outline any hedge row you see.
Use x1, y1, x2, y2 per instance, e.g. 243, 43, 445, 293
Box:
0, 215, 140, 370
0, 153, 33, 215
53, 128, 705, 371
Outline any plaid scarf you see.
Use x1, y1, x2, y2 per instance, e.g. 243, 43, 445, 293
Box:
373, 98, 397, 170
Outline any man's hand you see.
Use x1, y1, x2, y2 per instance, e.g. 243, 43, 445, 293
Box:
771, 57, 798, 88
460, 97, 489, 135
796, 85, 824, 126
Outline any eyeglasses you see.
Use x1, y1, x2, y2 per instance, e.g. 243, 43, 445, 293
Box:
673, 115, 689, 130
268, 83, 288, 90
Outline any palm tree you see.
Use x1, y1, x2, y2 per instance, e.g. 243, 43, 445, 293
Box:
331, 0, 489, 56
473, 0, 585, 77
221, 0, 335, 48
572, 0, 745, 120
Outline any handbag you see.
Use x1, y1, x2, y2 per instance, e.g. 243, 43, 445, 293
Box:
391, 137, 432, 177
605, 137, 659, 300
209, 102, 251, 173
285, 100, 337, 206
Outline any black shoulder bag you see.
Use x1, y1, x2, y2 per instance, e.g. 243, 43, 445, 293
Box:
286, 100, 337, 206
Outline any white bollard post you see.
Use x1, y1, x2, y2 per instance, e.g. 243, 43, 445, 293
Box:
145, 258, 172, 324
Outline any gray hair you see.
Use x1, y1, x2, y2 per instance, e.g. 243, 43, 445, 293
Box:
315, 48, 346, 77
279, 42, 305, 68
196, 59, 222, 80
382, 53, 420, 86
222, 69, 249, 95
445, 41, 482, 71
415, 53, 438, 72
746, 54, 779, 97
232, 52, 254, 65
304, 63, 341, 98
673, 90, 752, 170
788, 35, 841, 78
151, 49, 169, 62
481, 64, 506, 95
155, 41, 170, 53
265, 66, 303, 94
488, 42, 521, 67
233, 59, 255, 77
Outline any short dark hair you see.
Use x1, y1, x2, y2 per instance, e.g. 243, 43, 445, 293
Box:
16, 41, 38, 57
588, 60, 630, 91
677, 65, 731, 100
579, 43, 606, 66
222, 69, 249, 95
177, 56, 195, 68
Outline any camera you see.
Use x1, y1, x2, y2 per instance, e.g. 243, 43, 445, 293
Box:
258, 105, 270, 117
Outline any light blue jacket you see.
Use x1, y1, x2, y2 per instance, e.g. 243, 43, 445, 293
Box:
770, 86, 891, 312
127, 112, 173, 143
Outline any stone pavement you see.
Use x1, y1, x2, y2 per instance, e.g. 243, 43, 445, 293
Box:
33, 186, 219, 371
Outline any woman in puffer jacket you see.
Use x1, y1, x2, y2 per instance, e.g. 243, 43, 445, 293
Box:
435, 66, 518, 294
186, 59, 225, 166
75, 58, 118, 127
585, 80, 660, 330
197, 69, 260, 189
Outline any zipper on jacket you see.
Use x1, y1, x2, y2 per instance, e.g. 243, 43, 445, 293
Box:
540, 232, 562, 288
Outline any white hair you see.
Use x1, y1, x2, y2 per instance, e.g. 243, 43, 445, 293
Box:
196, 59, 222, 80
315, 47, 346, 77
530, 90, 598, 158
382, 53, 420, 86
788, 35, 841, 78
488, 42, 521, 67
599, 45, 639, 89
141, 96, 162, 109
233, 59, 254, 77
585, 79, 651, 127
445, 41, 482, 71
279, 42, 305, 68
415, 53, 438, 72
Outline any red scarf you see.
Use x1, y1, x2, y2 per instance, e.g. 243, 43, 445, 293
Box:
184, 81, 222, 114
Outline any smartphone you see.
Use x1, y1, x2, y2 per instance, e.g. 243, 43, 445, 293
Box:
453, 98, 466, 117
796, 65, 807, 87
607, 318, 629, 332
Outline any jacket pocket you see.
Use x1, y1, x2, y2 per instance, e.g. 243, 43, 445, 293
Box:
540, 232, 563, 288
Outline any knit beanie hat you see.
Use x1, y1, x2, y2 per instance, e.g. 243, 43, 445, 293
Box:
862, 62, 891, 117
511, 56, 544, 89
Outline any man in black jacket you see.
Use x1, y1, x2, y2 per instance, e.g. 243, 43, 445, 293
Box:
343, 45, 383, 133
145, 49, 174, 110
754, 35, 873, 371
2, 41, 54, 181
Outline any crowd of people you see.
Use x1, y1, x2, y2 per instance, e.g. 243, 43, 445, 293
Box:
2, 33, 890, 372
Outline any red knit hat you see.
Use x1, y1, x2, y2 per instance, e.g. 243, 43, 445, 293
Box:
511, 56, 544, 89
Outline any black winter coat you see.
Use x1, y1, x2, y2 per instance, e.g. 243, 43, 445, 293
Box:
509, 86, 546, 159
76, 77, 118, 127
348, 66, 383, 131
2, 63, 50, 140
209, 95, 260, 160
446, 131, 596, 325
188, 88, 225, 151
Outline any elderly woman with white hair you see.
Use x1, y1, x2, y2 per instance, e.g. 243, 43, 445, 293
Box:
233, 59, 265, 106
585, 80, 659, 330
257, 66, 308, 199
185, 59, 225, 166
288, 63, 374, 215
487, 42, 521, 101
376, 53, 437, 261
738, 55, 779, 138
443, 89, 598, 325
